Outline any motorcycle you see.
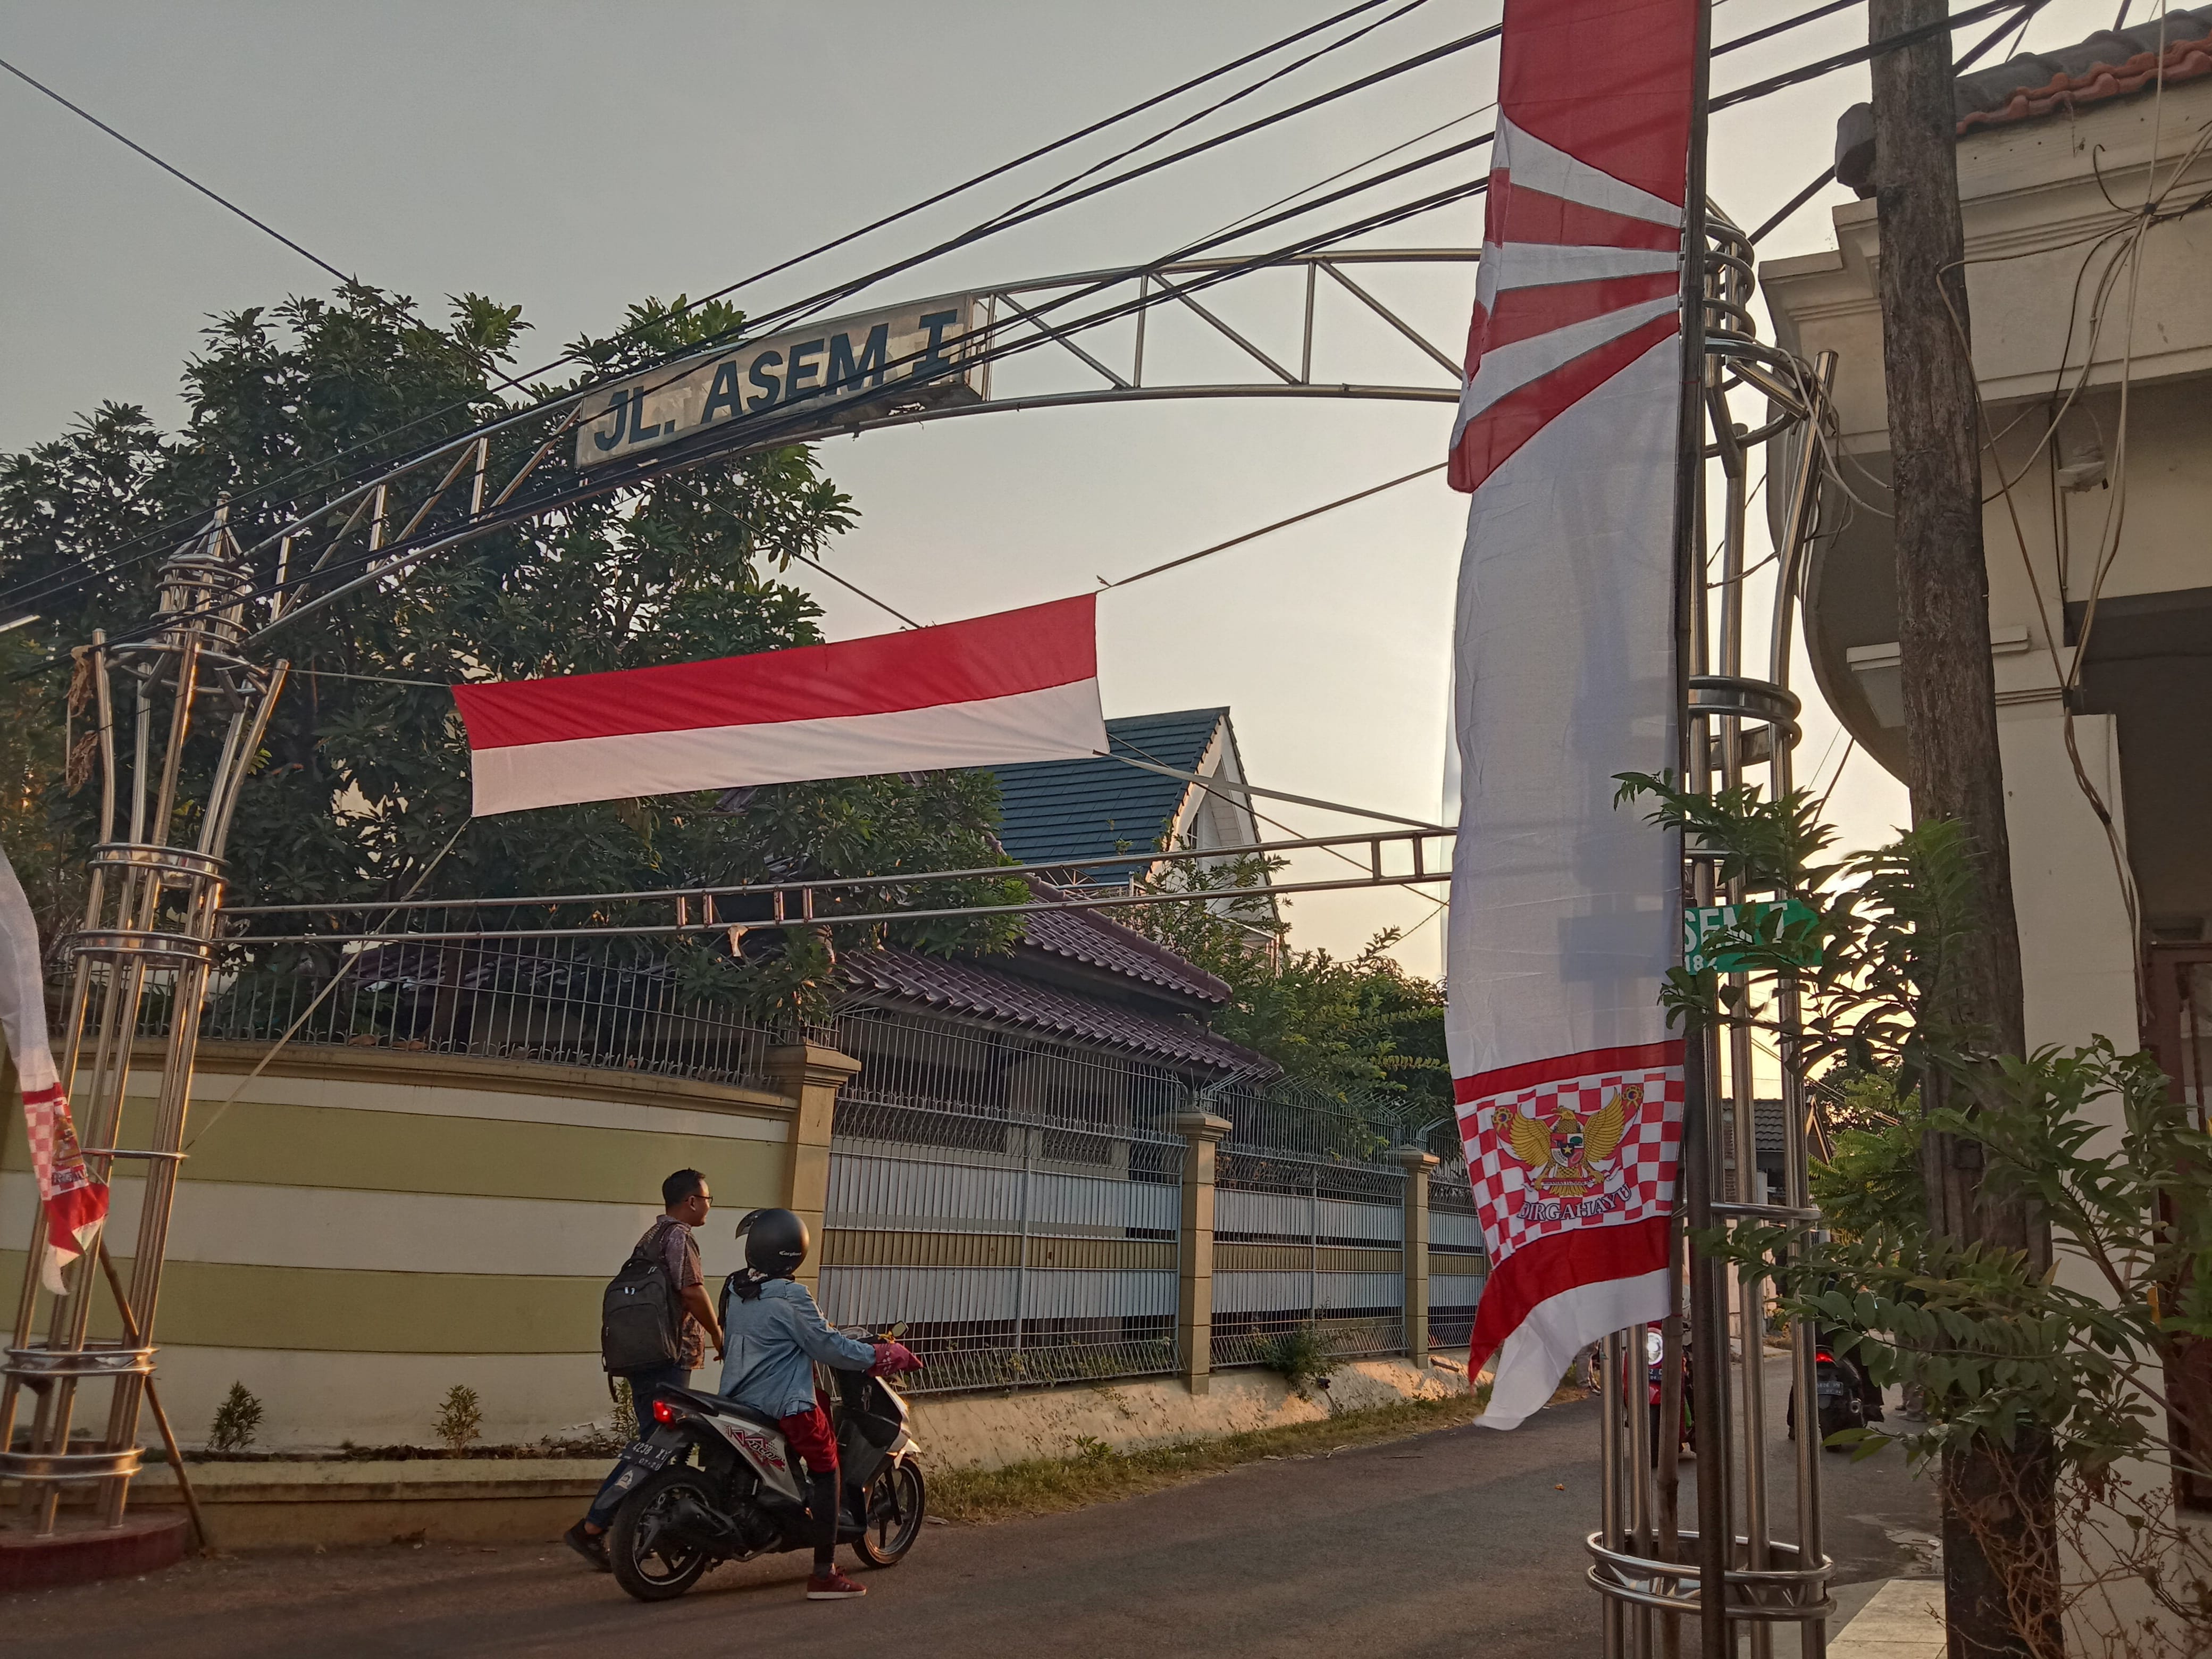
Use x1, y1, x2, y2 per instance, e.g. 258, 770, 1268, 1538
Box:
604, 1329, 927, 1602
1641, 1324, 1692, 1461
1786, 1331, 1882, 1451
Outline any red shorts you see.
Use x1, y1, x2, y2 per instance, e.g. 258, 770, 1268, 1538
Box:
778, 1400, 837, 1474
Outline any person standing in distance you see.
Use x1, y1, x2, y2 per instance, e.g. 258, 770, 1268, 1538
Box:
565, 1168, 725, 1568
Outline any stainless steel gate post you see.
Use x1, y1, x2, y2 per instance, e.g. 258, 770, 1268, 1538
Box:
1584, 214, 1836, 1654
0, 513, 285, 1532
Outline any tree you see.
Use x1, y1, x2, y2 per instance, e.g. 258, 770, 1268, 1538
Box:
1620, 775, 2208, 1659
0, 286, 1023, 1003
1125, 846, 1452, 1125
1867, 3, 2046, 1647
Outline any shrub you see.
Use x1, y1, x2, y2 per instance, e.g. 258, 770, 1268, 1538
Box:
207, 1381, 264, 1452
433, 1384, 483, 1454
1255, 1323, 1337, 1399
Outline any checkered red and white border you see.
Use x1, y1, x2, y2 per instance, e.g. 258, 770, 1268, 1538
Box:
1457, 1057, 1682, 1269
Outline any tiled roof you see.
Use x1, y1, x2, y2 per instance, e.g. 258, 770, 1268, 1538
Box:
985, 708, 1228, 878
1837, 9, 2212, 192
1018, 894, 1233, 1005
840, 945, 1262, 1072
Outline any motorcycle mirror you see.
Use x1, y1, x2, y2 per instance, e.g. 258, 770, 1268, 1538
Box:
883, 1322, 907, 1342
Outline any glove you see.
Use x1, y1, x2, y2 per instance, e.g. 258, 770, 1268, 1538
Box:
869, 1340, 924, 1376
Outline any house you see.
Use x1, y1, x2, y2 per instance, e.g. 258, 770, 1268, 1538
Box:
985, 707, 1263, 885
1759, 8, 2212, 1497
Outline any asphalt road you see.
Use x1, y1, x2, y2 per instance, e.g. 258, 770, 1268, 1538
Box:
3, 1368, 1937, 1659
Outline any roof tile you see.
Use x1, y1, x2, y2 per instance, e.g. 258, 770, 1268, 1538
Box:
1017, 895, 1233, 1004
985, 708, 1228, 875
1836, 9, 2212, 191
841, 945, 1262, 1072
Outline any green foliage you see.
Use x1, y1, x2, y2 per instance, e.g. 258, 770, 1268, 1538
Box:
1809, 1077, 1926, 1242
1255, 1321, 1338, 1398
0, 284, 1022, 1004
0, 625, 72, 935
207, 1380, 264, 1453
433, 1383, 484, 1453
1615, 773, 2212, 1491
1124, 845, 1451, 1117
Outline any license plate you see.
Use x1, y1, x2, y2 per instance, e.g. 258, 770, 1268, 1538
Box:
626, 1439, 676, 1473
1816, 1381, 1846, 1398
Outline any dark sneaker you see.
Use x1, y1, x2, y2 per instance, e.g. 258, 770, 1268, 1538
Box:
563, 1521, 610, 1572
807, 1566, 868, 1600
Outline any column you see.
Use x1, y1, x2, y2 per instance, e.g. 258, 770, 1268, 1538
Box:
1172, 1111, 1230, 1395
766, 1042, 862, 1296
1390, 1145, 1440, 1368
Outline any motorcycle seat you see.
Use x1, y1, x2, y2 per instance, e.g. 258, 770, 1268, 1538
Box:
664, 1385, 782, 1432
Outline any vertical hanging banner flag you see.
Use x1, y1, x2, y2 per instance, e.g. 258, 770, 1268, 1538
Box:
453, 595, 1109, 816
0, 848, 107, 1293
1446, 0, 1697, 1430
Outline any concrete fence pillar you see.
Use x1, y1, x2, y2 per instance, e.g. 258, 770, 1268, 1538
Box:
1171, 1111, 1231, 1395
1390, 1145, 1440, 1368
767, 1042, 862, 1296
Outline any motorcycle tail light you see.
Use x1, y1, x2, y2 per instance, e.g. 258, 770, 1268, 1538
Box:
1814, 1350, 1833, 1364
652, 1398, 682, 1425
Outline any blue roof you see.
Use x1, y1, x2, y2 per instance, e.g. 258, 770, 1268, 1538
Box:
985, 708, 1227, 878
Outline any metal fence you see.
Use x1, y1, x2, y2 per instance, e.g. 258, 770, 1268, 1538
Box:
128, 920, 1483, 1394
148, 931, 776, 1091
814, 1009, 1189, 1393
1428, 1166, 1486, 1352
1207, 1081, 1414, 1369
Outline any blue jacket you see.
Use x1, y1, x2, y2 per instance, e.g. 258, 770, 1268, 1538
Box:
716, 1276, 876, 1420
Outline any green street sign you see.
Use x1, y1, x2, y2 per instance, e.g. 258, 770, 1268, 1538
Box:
1684, 899, 1820, 974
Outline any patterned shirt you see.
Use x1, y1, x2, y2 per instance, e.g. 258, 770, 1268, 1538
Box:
637, 1217, 706, 1371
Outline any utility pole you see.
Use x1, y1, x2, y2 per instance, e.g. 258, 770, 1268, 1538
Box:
1865, 4, 2053, 1654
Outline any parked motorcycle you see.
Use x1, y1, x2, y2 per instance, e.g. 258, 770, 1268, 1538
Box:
1641, 1324, 1692, 1461
1786, 1331, 1882, 1451
605, 1329, 927, 1602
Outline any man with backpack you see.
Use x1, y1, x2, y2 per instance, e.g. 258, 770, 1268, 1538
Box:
565, 1168, 725, 1569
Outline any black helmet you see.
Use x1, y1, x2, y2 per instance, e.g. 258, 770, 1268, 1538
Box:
738, 1208, 809, 1277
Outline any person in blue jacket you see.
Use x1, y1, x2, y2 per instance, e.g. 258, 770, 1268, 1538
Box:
718, 1208, 918, 1601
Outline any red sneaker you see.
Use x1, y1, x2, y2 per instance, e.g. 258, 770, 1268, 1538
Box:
806, 1566, 868, 1600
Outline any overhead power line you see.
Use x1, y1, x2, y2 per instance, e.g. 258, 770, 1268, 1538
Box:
0, 55, 357, 288
0, 1, 1462, 613
1103, 464, 1450, 590
1746, 0, 2051, 243
12, 1, 2036, 658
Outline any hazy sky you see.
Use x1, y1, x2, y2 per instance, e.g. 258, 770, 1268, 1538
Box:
0, 1, 2123, 970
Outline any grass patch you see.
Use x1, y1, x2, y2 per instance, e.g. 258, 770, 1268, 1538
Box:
931, 1384, 1494, 1525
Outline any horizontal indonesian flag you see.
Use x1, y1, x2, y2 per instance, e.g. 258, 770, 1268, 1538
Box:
1445, 0, 1694, 1430
0, 847, 107, 1293
453, 595, 1109, 816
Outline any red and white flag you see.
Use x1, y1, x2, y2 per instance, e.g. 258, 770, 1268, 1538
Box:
454, 595, 1109, 816
1446, 0, 1696, 1429
0, 848, 107, 1293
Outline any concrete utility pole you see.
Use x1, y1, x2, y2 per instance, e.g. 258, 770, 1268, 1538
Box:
1865, 3, 2054, 1654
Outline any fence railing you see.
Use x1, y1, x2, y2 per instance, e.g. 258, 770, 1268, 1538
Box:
816, 1012, 1191, 1393
1428, 1168, 1487, 1353
140, 931, 778, 1092
127, 923, 1482, 1394
1204, 1080, 1427, 1370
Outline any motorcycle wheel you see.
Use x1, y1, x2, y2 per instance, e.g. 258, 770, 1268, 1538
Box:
608, 1467, 718, 1602
851, 1459, 926, 1569
1817, 1394, 1866, 1452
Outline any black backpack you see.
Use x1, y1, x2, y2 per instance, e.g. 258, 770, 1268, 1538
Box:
600, 1225, 682, 1375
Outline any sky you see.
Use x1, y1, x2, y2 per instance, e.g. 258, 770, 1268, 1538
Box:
0, 0, 2127, 973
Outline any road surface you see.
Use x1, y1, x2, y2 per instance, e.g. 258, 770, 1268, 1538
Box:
4, 1369, 1935, 1658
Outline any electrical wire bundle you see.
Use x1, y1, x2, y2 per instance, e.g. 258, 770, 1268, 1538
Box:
0, 0, 2056, 669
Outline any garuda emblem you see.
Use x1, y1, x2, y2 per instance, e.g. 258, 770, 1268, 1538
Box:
1493, 1084, 1640, 1219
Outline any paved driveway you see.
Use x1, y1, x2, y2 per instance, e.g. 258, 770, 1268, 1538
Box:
4, 1374, 1937, 1659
